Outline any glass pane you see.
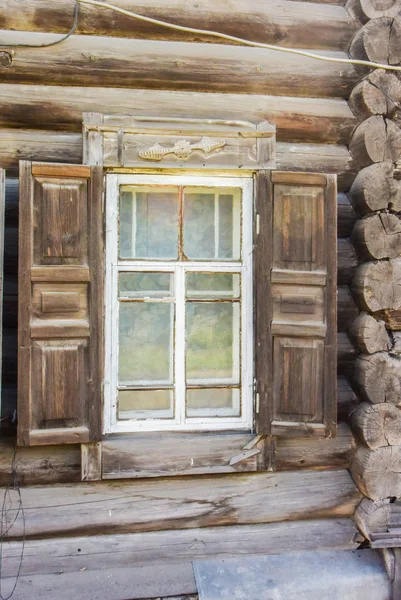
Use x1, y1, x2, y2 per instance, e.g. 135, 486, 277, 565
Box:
119, 186, 179, 259
186, 388, 240, 417
183, 192, 214, 259
186, 273, 240, 298
119, 303, 174, 385
119, 272, 173, 298
186, 302, 240, 383
118, 390, 173, 420
183, 188, 241, 260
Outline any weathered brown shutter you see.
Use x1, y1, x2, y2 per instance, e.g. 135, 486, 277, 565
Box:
18, 162, 104, 446
254, 171, 337, 438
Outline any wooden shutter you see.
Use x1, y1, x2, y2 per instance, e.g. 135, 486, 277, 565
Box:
18, 162, 104, 446
254, 171, 337, 438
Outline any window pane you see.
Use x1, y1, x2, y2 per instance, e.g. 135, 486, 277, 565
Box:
183, 188, 241, 260
119, 303, 174, 385
186, 388, 240, 417
119, 272, 173, 298
186, 273, 240, 298
119, 186, 179, 259
118, 390, 173, 420
186, 302, 240, 383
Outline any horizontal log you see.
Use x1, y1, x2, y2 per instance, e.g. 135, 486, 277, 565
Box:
346, 0, 401, 24
351, 401, 401, 449
355, 352, 401, 405
0, 0, 357, 51
0, 130, 356, 190
348, 162, 401, 214
349, 313, 391, 354
1, 520, 358, 580
1, 469, 360, 539
352, 213, 401, 260
338, 285, 359, 332
0, 31, 359, 98
337, 376, 358, 420
352, 258, 401, 313
338, 238, 359, 284
337, 193, 357, 237
351, 445, 401, 500
0, 84, 356, 145
349, 116, 401, 167
0, 422, 356, 486
349, 70, 401, 120
338, 332, 357, 377
349, 17, 401, 71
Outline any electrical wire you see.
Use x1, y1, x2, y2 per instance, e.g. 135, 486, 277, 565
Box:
0, 2, 79, 49
76, 0, 401, 73
1, 0, 401, 74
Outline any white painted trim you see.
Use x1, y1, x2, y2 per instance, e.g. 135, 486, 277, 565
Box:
104, 173, 253, 433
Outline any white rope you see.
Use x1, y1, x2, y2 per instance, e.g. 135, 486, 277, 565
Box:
78, 0, 401, 73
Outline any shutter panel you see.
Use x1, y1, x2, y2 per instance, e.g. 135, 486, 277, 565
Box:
18, 162, 104, 446
254, 171, 337, 438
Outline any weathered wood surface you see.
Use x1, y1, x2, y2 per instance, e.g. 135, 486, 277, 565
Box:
351, 445, 401, 500
0, 31, 359, 98
351, 402, 401, 449
338, 285, 359, 331
0, 85, 356, 145
349, 16, 401, 69
347, 0, 401, 24
0, 0, 356, 50
0, 423, 355, 485
1, 469, 360, 539
352, 213, 401, 260
338, 193, 357, 237
0, 131, 356, 190
338, 238, 358, 283
349, 116, 401, 167
352, 258, 401, 313
349, 70, 401, 119
354, 497, 391, 540
349, 313, 391, 354
337, 332, 357, 377
355, 352, 401, 405
1, 519, 358, 579
348, 162, 401, 214
337, 376, 358, 420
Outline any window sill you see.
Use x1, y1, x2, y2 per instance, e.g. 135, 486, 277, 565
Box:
101, 430, 272, 479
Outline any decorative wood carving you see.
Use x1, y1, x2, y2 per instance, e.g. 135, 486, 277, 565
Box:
138, 136, 226, 161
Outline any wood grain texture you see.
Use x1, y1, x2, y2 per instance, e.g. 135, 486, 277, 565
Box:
349, 70, 401, 120
338, 285, 359, 332
352, 213, 401, 260
351, 402, 401, 449
355, 352, 401, 404
352, 258, 401, 313
348, 161, 401, 214
1, 519, 358, 579
349, 313, 391, 354
17, 163, 103, 446
0, 168, 4, 427
0, 85, 356, 145
349, 116, 401, 167
1, 469, 360, 540
351, 445, 401, 500
0, 0, 356, 50
349, 16, 401, 69
0, 131, 357, 190
338, 238, 358, 284
337, 193, 357, 237
0, 31, 359, 98
347, 0, 401, 24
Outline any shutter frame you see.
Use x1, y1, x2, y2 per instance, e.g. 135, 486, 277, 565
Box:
18, 161, 104, 446
254, 170, 337, 438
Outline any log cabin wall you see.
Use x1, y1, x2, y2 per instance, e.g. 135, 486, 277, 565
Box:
2, 0, 399, 596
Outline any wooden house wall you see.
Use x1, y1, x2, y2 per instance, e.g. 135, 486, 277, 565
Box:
0, 1, 374, 594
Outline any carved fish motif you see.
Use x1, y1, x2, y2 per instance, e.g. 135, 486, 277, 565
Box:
139, 136, 226, 161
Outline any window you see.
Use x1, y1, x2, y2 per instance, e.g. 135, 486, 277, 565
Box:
104, 175, 253, 433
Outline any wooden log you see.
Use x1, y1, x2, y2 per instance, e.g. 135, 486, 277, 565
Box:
338, 285, 359, 332
0, 130, 356, 190
382, 309, 401, 330
347, 0, 401, 24
351, 445, 401, 499
348, 162, 401, 214
349, 17, 401, 69
349, 116, 401, 167
338, 193, 357, 237
352, 213, 401, 260
349, 70, 401, 120
0, 469, 360, 540
337, 375, 358, 420
1, 520, 358, 580
338, 332, 357, 377
355, 352, 401, 405
351, 402, 401, 449
0, 0, 357, 51
354, 497, 391, 540
351, 258, 401, 313
0, 31, 359, 98
349, 313, 391, 354
338, 238, 359, 284
0, 84, 356, 145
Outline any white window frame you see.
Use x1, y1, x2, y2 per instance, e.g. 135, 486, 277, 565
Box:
104, 173, 253, 433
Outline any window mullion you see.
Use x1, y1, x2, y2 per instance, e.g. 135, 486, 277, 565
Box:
175, 265, 186, 425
